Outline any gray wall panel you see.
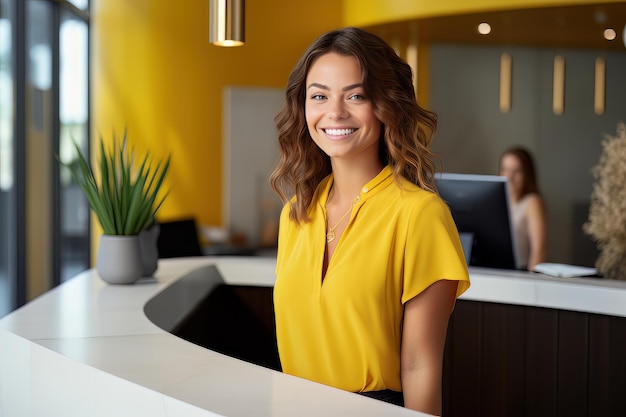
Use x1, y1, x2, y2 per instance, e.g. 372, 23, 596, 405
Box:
430, 44, 626, 265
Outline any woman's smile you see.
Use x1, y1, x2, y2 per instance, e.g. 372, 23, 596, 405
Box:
323, 127, 358, 138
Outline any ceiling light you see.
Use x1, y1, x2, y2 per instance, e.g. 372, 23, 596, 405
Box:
477, 23, 491, 35
604, 28, 616, 41
210, 0, 245, 47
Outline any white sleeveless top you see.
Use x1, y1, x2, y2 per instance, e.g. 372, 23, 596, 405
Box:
512, 194, 534, 269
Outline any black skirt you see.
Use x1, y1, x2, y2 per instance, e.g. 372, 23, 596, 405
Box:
358, 389, 404, 407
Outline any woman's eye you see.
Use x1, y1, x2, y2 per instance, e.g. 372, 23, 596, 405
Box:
310, 94, 326, 100
349, 93, 366, 101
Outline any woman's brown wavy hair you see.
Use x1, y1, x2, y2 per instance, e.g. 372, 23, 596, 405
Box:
270, 27, 439, 224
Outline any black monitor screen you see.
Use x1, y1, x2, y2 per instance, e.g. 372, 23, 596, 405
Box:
435, 173, 518, 270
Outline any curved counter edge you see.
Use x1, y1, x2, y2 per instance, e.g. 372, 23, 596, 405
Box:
2, 257, 626, 417
0, 257, 424, 417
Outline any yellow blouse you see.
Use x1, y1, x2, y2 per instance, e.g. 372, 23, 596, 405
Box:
274, 166, 470, 392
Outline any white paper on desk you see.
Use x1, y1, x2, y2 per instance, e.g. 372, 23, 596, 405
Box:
533, 263, 598, 278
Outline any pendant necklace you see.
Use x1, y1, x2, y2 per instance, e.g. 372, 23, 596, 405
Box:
326, 195, 360, 243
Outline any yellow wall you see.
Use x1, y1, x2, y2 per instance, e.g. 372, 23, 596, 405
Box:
343, 0, 625, 26
91, 0, 343, 239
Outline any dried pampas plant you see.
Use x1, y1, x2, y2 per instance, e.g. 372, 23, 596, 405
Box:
583, 121, 626, 280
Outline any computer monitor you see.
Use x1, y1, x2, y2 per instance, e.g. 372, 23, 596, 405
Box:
435, 173, 519, 270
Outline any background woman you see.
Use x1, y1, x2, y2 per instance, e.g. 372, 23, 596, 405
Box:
270, 27, 470, 415
498, 146, 547, 270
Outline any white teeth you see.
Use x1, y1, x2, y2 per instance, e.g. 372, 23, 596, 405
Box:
325, 128, 355, 136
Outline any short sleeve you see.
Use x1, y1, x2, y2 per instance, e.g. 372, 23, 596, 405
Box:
401, 194, 470, 304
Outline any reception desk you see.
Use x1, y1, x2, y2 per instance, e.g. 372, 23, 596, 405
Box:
1, 257, 626, 417
443, 268, 626, 417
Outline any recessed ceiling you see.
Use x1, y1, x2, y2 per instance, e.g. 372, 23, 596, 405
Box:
366, 3, 626, 51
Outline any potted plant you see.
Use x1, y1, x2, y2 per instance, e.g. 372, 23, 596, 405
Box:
62, 130, 170, 284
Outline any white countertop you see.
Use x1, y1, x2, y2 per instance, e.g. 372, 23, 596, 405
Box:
2, 256, 626, 417
463, 266, 626, 317
0, 257, 423, 417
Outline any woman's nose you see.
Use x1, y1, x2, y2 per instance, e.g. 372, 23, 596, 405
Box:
328, 99, 348, 119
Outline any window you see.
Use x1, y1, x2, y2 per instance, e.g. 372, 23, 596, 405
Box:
58, 9, 90, 282
0, 0, 90, 317
0, 0, 17, 316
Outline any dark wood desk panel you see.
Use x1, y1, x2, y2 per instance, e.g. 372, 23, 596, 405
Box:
443, 300, 626, 417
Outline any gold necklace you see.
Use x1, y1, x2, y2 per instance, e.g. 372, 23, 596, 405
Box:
326, 195, 360, 243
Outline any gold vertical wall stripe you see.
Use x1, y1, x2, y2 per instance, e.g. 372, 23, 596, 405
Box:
416, 44, 431, 108
499, 53, 512, 113
407, 23, 419, 97
553, 55, 565, 115
594, 57, 606, 116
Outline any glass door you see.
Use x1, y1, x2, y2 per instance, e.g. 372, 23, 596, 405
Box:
0, 0, 17, 316
0, 0, 90, 316
58, 8, 90, 282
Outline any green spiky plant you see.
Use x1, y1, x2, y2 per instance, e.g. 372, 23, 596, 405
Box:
62, 131, 171, 236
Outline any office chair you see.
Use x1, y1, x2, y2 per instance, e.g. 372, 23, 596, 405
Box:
156, 218, 204, 258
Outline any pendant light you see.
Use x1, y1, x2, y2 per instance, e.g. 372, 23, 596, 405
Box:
210, 0, 245, 47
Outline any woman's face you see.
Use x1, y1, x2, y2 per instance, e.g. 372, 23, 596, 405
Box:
304, 52, 382, 164
499, 153, 524, 198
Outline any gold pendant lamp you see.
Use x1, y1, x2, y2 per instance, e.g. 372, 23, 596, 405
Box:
210, 0, 245, 47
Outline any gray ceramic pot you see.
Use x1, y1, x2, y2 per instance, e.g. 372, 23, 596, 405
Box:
139, 224, 160, 277
96, 235, 142, 284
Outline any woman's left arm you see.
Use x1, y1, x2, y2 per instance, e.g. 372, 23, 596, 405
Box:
526, 195, 547, 270
401, 279, 459, 416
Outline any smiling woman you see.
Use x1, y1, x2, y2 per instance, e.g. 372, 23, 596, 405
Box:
270, 27, 470, 415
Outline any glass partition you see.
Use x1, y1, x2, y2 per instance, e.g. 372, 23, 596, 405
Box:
0, 0, 90, 315
0, 0, 14, 317
59, 10, 89, 282
26, 0, 54, 298
66, 0, 88, 11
